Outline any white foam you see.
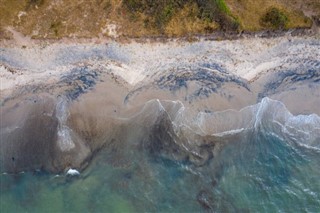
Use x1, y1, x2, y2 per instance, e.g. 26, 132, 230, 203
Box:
136, 97, 320, 149
66, 168, 80, 176
55, 97, 75, 151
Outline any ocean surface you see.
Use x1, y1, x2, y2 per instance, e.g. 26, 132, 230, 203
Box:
1, 98, 320, 213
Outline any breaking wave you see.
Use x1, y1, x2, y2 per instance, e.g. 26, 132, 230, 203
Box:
130, 97, 320, 157
1, 96, 320, 212
1, 97, 320, 173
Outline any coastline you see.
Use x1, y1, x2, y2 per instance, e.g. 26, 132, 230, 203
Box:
1, 1, 320, 210
1, 31, 320, 173
1, 32, 319, 112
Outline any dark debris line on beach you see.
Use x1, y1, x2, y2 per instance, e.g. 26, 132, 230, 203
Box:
59, 66, 100, 100
124, 63, 250, 103
258, 61, 320, 100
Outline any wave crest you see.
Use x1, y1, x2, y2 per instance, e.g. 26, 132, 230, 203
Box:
133, 97, 320, 155
1, 97, 319, 173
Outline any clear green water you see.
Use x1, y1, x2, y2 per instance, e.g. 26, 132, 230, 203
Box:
1, 130, 320, 212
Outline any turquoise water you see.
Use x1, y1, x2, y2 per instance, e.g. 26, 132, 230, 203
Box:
213, 132, 320, 212
1, 128, 320, 212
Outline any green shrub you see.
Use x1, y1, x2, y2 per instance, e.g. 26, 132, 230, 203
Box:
122, 0, 239, 33
156, 3, 175, 28
214, 0, 230, 14
261, 7, 288, 29
197, 0, 239, 31
123, 0, 190, 32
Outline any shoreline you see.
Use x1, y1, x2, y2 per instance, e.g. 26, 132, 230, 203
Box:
0, 32, 319, 174
1, 33, 319, 114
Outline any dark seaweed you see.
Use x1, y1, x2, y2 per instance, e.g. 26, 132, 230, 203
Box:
258, 66, 320, 100
157, 65, 249, 100
125, 63, 249, 103
59, 66, 100, 100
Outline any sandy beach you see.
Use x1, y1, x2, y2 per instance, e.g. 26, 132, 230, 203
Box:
1, 34, 320, 173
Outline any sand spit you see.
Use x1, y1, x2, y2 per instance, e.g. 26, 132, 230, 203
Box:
0, 36, 319, 173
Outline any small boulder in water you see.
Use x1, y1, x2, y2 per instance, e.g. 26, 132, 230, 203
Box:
66, 168, 80, 176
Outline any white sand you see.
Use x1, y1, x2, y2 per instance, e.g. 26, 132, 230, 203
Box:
1, 35, 319, 98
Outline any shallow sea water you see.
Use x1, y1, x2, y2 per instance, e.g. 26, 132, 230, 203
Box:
1, 127, 320, 212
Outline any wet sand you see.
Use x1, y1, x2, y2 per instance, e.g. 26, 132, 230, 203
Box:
1, 36, 319, 173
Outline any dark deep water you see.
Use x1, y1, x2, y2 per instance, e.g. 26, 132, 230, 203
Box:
1, 98, 320, 213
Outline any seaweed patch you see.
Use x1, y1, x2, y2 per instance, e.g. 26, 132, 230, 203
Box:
124, 63, 249, 103
258, 65, 320, 100
155, 65, 249, 100
59, 66, 100, 100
